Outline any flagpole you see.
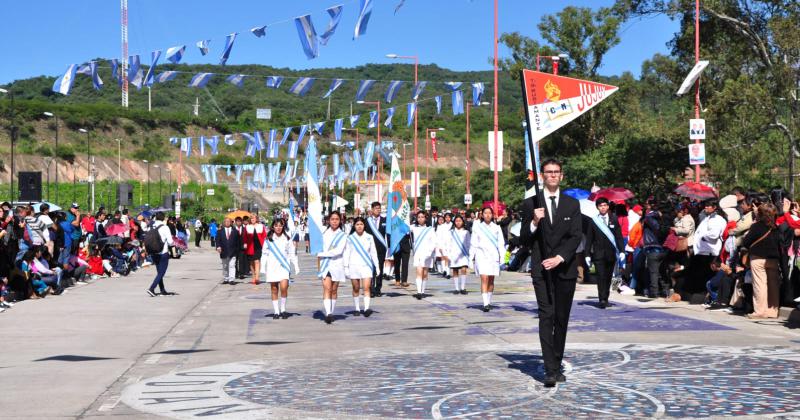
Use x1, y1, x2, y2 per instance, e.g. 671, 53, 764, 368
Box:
386, 53, 418, 210
466, 102, 471, 197
694, 0, 701, 183
492, 0, 500, 214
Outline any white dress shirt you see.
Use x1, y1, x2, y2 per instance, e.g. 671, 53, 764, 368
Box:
529, 188, 560, 234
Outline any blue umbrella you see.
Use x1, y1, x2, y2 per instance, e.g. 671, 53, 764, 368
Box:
138, 211, 153, 219
563, 188, 591, 200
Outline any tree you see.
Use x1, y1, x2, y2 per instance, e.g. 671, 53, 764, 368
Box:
221, 95, 253, 120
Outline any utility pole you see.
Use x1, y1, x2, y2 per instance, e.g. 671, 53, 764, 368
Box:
121, 0, 129, 108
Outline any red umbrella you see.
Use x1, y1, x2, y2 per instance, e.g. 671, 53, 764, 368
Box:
104, 222, 128, 237
674, 182, 717, 200
588, 187, 634, 203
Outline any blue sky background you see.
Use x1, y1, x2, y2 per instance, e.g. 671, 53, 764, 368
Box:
0, 0, 679, 84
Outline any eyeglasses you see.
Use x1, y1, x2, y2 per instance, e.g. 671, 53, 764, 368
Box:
542, 170, 562, 176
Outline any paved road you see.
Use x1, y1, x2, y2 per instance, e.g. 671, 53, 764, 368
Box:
2, 245, 799, 419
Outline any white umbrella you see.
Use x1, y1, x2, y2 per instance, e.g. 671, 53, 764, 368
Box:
579, 199, 599, 218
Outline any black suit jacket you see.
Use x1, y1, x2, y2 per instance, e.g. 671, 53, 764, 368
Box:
520, 194, 583, 281
216, 227, 241, 259
585, 214, 625, 261
364, 215, 388, 253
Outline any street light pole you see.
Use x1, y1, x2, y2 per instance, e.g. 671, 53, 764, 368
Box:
115, 138, 121, 182
1, 88, 17, 202
386, 53, 419, 209
492, 0, 500, 214
425, 128, 445, 198
79, 128, 91, 211
342, 128, 360, 194
693, 0, 701, 183
44, 112, 60, 203
143, 160, 150, 205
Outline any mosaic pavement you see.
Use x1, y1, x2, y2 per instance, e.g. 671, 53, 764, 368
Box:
121, 343, 800, 419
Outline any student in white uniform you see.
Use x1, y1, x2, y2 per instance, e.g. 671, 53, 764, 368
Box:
344, 217, 380, 317
261, 219, 293, 319
448, 214, 472, 294
470, 207, 506, 312
436, 213, 453, 279
411, 211, 437, 300
317, 211, 348, 324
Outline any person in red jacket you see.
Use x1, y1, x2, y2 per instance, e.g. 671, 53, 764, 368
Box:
241, 217, 267, 284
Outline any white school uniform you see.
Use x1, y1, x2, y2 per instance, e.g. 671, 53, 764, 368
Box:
344, 232, 380, 280
447, 228, 472, 268
260, 234, 292, 283
317, 228, 348, 281
436, 222, 452, 256
469, 221, 505, 276
411, 225, 437, 268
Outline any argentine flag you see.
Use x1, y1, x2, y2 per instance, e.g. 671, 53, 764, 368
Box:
219, 33, 237, 66
180, 137, 192, 157
305, 138, 324, 254
452, 90, 464, 115
472, 82, 485, 106
384, 80, 404, 103
52, 64, 78, 95
196, 40, 210, 56
355, 80, 376, 102
188, 73, 214, 88
323, 78, 345, 98
349, 114, 361, 128
281, 127, 292, 145
312, 121, 325, 134
289, 77, 315, 96
387, 153, 410, 254
144, 50, 162, 87
334, 118, 344, 140
155, 71, 179, 84
166, 45, 186, 64
407, 102, 416, 126
353, 0, 373, 39
294, 15, 319, 59
266, 76, 284, 89
434, 96, 442, 114
226, 74, 247, 88
251, 25, 267, 38
412, 81, 428, 101
384, 107, 395, 129
368, 111, 378, 128
319, 5, 344, 45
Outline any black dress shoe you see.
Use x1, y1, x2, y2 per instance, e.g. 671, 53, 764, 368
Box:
281, 312, 289, 319
353, 310, 361, 316
414, 293, 422, 300
374, 292, 383, 297
325, 314, 333, 324
599, 301, 608, 309
482, 305, 490, 312
543, 374, 557, 387
273, 314, 280, 320
556, 372, 566, 383
460, 290, 468, 295
363, 309, 373, 317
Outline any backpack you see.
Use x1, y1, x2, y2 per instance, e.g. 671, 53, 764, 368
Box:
144, 225, 165, 254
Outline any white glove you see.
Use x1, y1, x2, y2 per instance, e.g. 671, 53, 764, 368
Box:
618, 252, 626, 262
585, 257, 592, 267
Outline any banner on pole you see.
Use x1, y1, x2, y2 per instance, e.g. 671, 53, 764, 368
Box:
689, 143, 706, 165
689, 119, 706, 140
521, 70, 618, 144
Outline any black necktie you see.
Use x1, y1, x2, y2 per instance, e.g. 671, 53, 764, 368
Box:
549, 196, 558, 222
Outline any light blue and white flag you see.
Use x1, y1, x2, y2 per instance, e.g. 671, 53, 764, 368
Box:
181, 137, 192, 157
384, 106, 395, 129
349, 114, 361, 128
407, 102, 416, 126
319, 5, 344, 45
353, 0, 373, 39
188, 73, 214, 88
196, 39, 210, 56
333, 154, 340, 181
334, 118, 344, 140
287, 140, 300, 159
155, 71, 179, 84
297, 124, 309, 143
452, 90, 464, 115
288, 77, 315, 96
368, 111, 378, 128
355, 79, 376, 101
251, 25, 267, 37
472, 82, 485, 106
265, 76, 284, 89
224, 134, 236, 146
281, 127, 292, 145
219, 33, 237, 65
388, 154, 411, 254
384, 80, 404, 103
109, 59, 122, 86
362, 141, 375, 177
166, 45, 186, 64
294, 15, 319, 59
444, 81, 462, 91
323, 78, 345, 98
199, 136, 206, 156
169, 137, 179, 145
144, 50, 162, 87
434, 95, 442, 114
88, 61, 104, 90
130, 68, 145, 90
412, 81, 427, 101
127, 55, 141, 87
52, 64, 78, 95
313, 121, 325, 134
206, 135, 220, 155
267, 130, 279, 158
242, 132, 261, 157
226, 74, 247, 88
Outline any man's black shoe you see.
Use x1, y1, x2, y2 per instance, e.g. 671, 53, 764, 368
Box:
599, 300, 608, 309
543, 374, 557, 387
460, 290, 468, 295
556, 372, 566, 383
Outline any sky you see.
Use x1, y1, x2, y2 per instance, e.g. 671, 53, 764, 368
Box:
0, 0, 679, 85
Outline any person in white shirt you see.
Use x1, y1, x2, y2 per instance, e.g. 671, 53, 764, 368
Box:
470, 207, 506, 311
317, 211, 348, 324
447, 215, 472, 294
147, 212, 175, 297
410, 211, 437, 300
344, 217, 380, 317
435, 213, 453, 279
261, 219, 293, 319
689, 198, 728, 294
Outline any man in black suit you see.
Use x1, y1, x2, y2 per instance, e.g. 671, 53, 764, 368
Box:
584, 197, 625, 308
216, 218, 241, 285
365, 201, 388, 297
520, 158, 583, 388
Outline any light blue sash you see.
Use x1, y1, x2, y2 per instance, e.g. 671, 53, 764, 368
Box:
318, 231, 346, 278
266, 237, 291, 273
413, 227, 432, 253
348, 235, 374, 271
367, 217, 387, 248
592, 215, 618, 254
451, 230, 468, 259
477, 223, 500, 255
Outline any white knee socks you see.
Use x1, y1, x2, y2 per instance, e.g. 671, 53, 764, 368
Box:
415, 277, 422, 294
487, 291, 493, 305
422, 279, 427, 294
353, 296, 361, 312
331, 299, 337, 314
364, 296, 371, 310
460, 274, 467, 291
482, 293, 489, 306
272, 300, 280, 315
453, 276, 460, 291
323, 298, 332, 315
280, 297, 287, 313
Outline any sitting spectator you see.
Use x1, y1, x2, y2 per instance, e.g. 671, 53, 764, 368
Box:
19, 249, 50, 298
31, 246, 65, 295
